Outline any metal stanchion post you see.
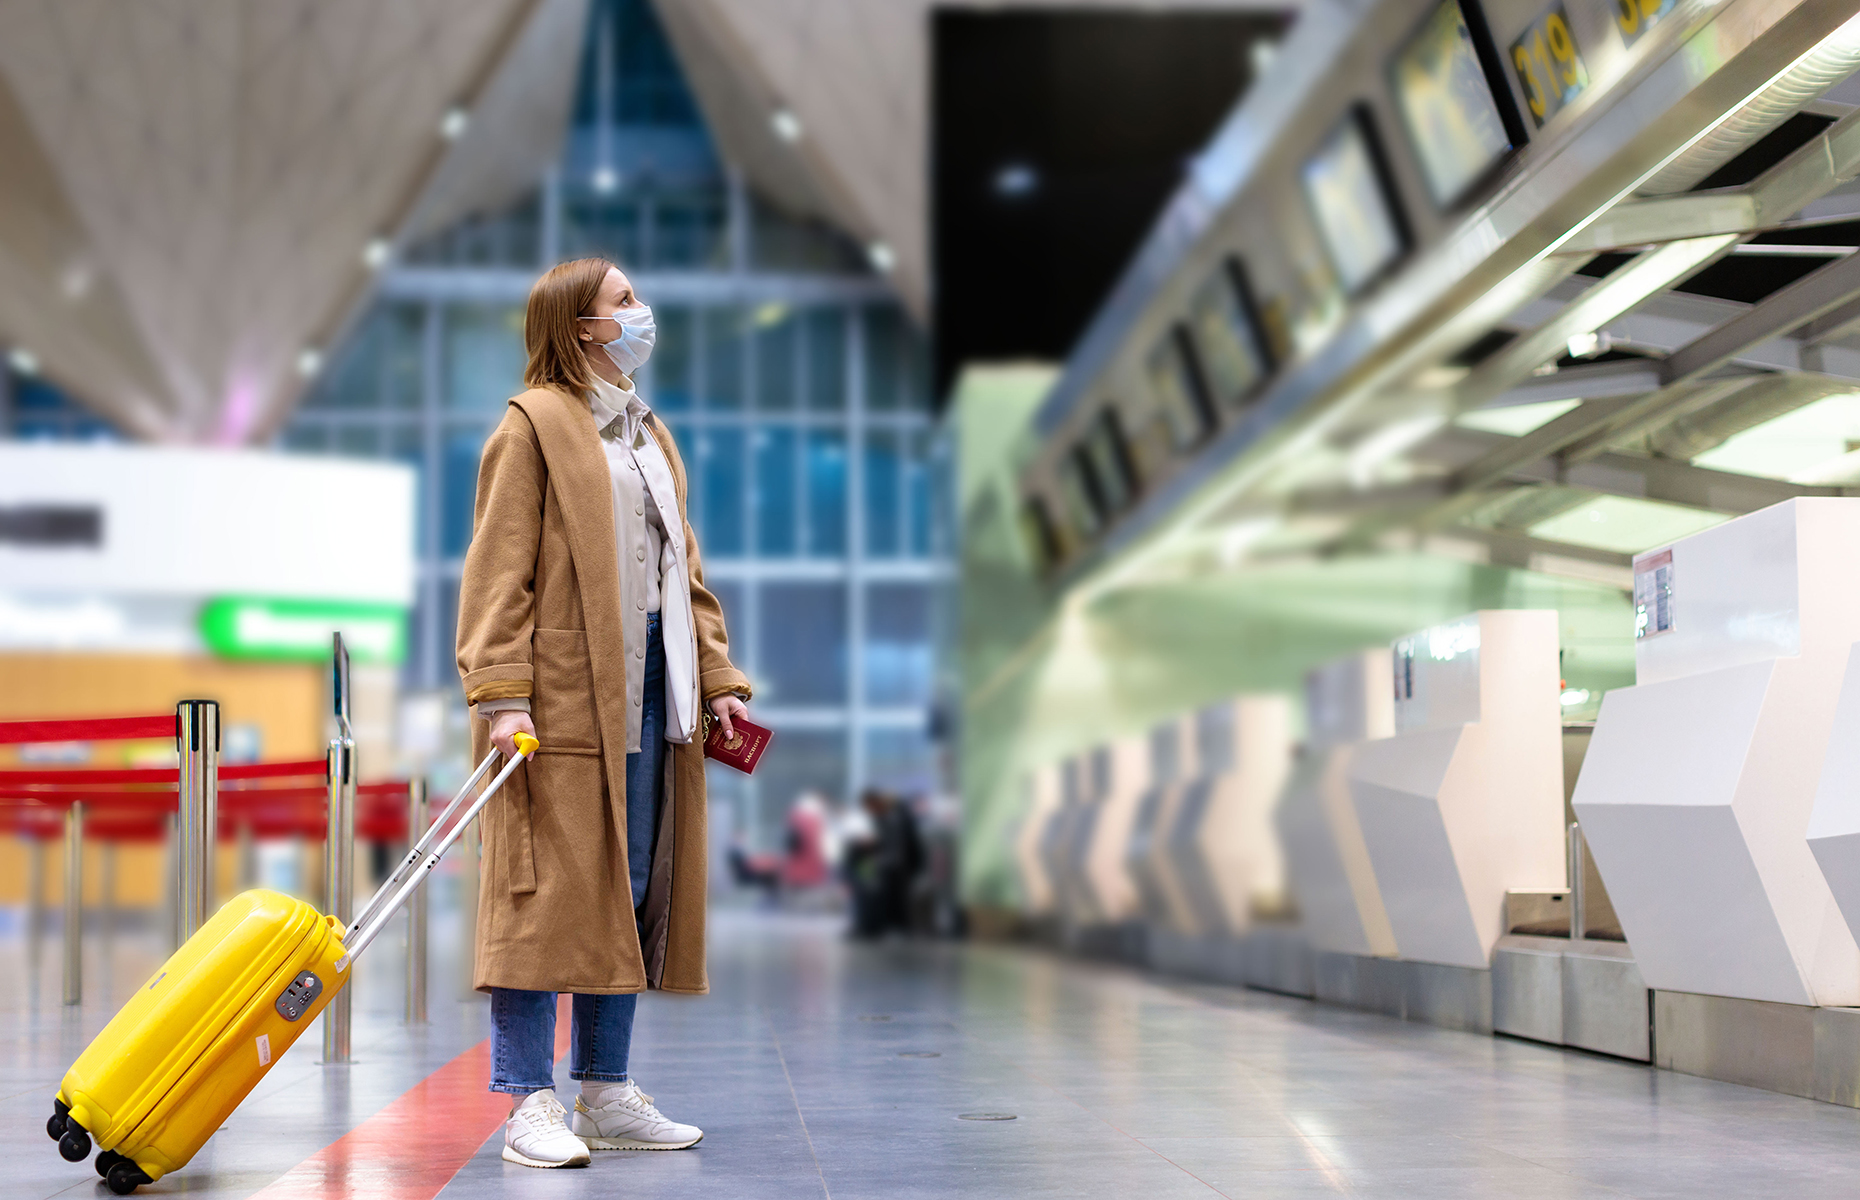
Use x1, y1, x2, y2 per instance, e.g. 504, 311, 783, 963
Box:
63, 802, 83, 1006
175, 700, 220, 940
237, 820, 256, 891
162, 813, 179, 951
1569, 821, 1587, 942
406, 778, 428, 1024
461, 815, 480, 999
28, 835, 45, 961
322, 734, 356, 1062
102, 840, 116, 946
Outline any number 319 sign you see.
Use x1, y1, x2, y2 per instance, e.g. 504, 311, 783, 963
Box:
1509, 4, 1589, 128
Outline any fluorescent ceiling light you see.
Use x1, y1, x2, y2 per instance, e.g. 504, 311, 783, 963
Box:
1455, 398, 1580, 437
1528, 495, 1725, 554
1690, 392, 1860, 481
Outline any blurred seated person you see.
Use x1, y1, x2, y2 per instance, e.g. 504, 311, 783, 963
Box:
726, 794, 833, 903
781, 793, 830, 890
844, 789, 923, 937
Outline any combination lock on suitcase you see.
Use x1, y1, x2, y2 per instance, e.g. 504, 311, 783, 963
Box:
46, 734, 536, 1194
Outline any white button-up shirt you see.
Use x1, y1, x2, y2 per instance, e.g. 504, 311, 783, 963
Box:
478, 373, 703, 751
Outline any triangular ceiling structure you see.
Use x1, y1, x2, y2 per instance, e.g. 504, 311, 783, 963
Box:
0, 0, 583, 443
652, 0, 1295, 324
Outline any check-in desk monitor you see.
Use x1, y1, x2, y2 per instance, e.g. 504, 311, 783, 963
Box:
1276, 650, 1399, 957
1015, 763, 1064, 915
1165, 696, 1294, 937
1576, 499, 1860, 1005
1127, 716, 1200, 934
1351, 610, 1564, 969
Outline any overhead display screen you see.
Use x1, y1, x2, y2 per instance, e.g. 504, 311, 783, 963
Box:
1146, 330, 1215, 451
1510, 3, 1590, 128
1390, 0, 1515, 208
1186, 263, 1270, 411
1301, 111, 1406, 295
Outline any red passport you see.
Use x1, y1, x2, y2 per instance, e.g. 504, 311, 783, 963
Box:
704, 716, 773, 774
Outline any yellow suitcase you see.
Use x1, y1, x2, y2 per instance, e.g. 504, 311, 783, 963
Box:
47, 735, 535, 1194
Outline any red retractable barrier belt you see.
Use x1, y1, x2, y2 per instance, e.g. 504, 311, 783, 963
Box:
0, 715, 175, 746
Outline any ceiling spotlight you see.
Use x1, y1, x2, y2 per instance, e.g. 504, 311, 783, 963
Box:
296, 348, 324, 379
592, 165, 619, 194
8, 347, 40, 376
992, 161, 1039, 199
61, 260, 94, 302
1566, 330, 1611, 359
363, 238, 392, 270
866, 241, 896, 273
770, 107, 804, 143
439, 105, 470, 140
1249, 39, 1280, 78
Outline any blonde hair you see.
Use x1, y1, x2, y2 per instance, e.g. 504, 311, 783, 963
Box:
523, 257, 615, 394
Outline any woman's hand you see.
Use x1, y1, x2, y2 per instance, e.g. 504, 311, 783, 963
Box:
489, 710, 536, 759
709, 694, 748, 741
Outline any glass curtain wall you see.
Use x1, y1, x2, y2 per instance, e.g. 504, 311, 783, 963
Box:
283, 0, 951, 849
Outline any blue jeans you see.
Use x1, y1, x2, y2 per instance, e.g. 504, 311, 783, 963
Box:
489, 614, 667, 1094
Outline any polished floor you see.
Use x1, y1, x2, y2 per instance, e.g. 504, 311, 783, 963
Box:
10, 906, 1860, 1198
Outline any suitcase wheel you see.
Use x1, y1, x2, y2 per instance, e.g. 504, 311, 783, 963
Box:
97, 1149, 125, 1178
59, 1125, 91, 1161
46, 1097, 70, 1141
106, 1158, 152, 1195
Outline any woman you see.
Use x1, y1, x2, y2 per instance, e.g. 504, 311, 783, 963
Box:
457, 257, 752, 1168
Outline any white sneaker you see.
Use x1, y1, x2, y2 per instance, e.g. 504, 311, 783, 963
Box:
502, 1088, 591, 1168
571, 1080, 704, 1150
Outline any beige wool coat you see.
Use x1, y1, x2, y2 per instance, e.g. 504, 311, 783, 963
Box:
456, 384, 751, 995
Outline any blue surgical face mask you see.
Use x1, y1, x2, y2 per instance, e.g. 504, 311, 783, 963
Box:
583, 304, 656, 375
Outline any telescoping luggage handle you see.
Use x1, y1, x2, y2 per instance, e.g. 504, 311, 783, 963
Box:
338, 733, 537, 965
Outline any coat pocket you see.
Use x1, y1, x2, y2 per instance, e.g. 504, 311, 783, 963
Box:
531, 628, 600, 752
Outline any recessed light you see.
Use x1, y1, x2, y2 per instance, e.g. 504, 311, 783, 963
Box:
866, 241, 896, 273
8, 347, 39, 376
592, 166, 619, 194
296, 348, 324, 378
992, 162, 1039, 198
363, 238, 391, 269
770, 107, 803, 143
439, 106, 470, 140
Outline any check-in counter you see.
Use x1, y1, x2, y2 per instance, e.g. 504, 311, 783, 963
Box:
1351, 610, 1564, 969
1075, 736, 1148, 925
1036, 757, 1086, 921
1167, 696, 1294, 936
1127, 716, 1199, 935
1577, 499, 1860, 1006
1015, 763, 1064, 916
1277, 650, 1398, 957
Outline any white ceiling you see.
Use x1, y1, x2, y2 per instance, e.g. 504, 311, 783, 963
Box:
654, 0, 1296, 323
0, 0, 575, 442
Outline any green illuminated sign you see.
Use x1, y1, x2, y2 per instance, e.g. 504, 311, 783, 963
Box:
199, 597, 407, 665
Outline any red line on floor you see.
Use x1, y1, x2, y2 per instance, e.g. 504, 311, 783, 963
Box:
246, 995, 573, 1200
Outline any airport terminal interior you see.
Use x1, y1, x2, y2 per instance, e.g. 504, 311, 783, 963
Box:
15, 0, 1860, 1195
